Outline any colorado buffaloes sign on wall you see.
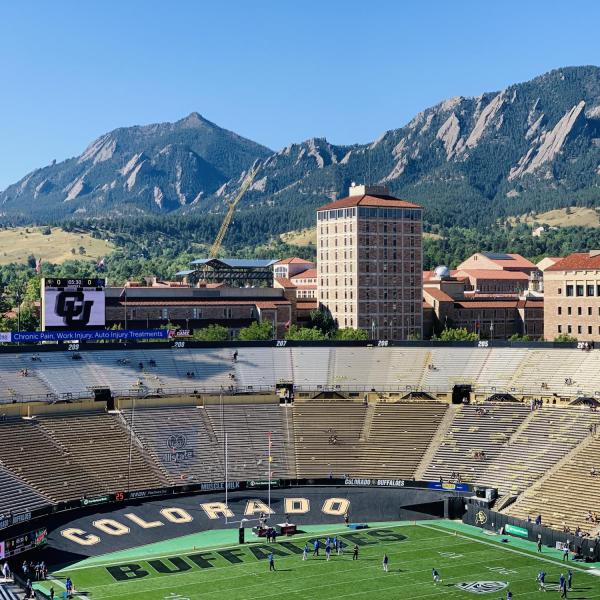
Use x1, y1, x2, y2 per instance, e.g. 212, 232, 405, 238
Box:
41, 278, 106, 330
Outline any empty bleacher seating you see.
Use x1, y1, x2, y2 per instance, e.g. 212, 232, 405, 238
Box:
292, 400, 367, 478
120, 405, 224, 484
422, 403, 530, 484
36, 411, 167, 492
505, 433, 600, 533
484, 406, 600, 495
355, 402, 448, 478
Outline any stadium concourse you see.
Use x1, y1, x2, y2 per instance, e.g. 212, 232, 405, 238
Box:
3, 342, 600, 597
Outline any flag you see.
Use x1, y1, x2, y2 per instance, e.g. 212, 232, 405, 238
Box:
97, 257, 105, 270
35, 258, 42, 274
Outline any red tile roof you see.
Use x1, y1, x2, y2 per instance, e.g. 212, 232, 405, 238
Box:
546, 252, 600, 271
457, 269, 530, 280
291, 268, 317, 280
317, 194, 421, 211
275, 257, 315, 265
274, 277, 296, 289
423, 288, 454, 302
488, 253, 535, 269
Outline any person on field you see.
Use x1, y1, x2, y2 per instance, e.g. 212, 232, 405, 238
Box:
537, 570, 546, 591
382, 553, 389, 572
313, 539, 320, 557
353, 544, 359, 560
303, 542, 308, 561
432, 568, 441, 583
268, 552, 275, 571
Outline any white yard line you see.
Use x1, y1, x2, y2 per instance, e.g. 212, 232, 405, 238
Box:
418, 522, 598, 576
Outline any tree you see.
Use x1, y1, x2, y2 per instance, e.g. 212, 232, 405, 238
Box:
238, 321, 272, 341
285, 325, 327, 341
308, 308, 337, 337
192, 324, 230, 341
335, 328, 368, 341
553, 333, 578, 343
508, 333, 532, 342
436, 327, 479, 342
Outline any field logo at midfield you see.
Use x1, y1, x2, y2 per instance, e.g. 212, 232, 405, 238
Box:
456, 581, 508, 594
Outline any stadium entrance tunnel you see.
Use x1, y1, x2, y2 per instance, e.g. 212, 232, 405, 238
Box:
43, 485, 457, 564
452, 384, 472, 404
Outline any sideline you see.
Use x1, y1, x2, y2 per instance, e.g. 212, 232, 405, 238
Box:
418, 522, 599, 577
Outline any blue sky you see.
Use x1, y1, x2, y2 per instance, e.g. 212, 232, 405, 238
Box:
1, 0, 599, 190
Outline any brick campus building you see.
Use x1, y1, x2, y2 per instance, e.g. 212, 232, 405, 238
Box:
544, 251, 600, 342
316, 184, 423, 340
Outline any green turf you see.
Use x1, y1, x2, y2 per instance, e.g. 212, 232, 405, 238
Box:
37, 522, 600, 599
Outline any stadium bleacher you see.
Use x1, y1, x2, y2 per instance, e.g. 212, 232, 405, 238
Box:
2, 344, 600, 536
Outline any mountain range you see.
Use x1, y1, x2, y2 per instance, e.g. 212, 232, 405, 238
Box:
1, 65, 600, 230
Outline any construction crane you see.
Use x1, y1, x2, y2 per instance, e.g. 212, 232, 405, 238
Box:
208, 159, 262, 258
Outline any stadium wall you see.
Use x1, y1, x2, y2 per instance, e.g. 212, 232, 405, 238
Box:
463, 503, 600, 561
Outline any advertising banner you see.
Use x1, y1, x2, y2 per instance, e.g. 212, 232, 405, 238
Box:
505, 523, 528, 538
10, 328, 169, 343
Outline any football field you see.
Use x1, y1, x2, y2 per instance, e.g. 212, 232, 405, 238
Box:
40, 522, 600, 599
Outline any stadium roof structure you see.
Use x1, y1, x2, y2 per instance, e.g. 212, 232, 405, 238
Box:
177, 258, 278, 286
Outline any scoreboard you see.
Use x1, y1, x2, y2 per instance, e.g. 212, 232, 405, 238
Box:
41, 277, 106, 330
0, 527, 47, 559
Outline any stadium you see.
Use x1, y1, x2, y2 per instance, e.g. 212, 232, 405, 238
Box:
2, 341, 600, 599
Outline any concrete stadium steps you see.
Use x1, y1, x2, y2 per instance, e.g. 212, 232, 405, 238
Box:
204, 403, 293, 481
292, 400, 367, 478
120, 405, 224, 484
475, 348, 528, 391
422, 403, 530, 484
484, 406, 600, 495
505, 433, 600, 532
353, 402, 448, 478
0, 417, 105, 502
509, 349, 590, 396
0, 463, 50, 516
290, 348, 331, 388
36, 411, 167, 492
233, 347, 290, 389
419, 348, 487, 390
0, 354, 56, 401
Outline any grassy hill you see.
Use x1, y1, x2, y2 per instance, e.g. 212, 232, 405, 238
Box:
509, 206, 600, 228
0, 226, 114, 265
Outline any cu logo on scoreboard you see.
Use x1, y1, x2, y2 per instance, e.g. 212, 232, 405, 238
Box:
54, 291, 94, 327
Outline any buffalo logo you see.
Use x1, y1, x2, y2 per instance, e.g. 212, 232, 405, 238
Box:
167, 434, 187, 450
54, 291, 94, 326
474, 510, 488, 525
456, 581, 508, 594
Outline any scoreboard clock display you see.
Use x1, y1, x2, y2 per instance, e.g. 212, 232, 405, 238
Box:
41, 277, 106, 330
44, 278, 105, 289
0, 527, 47, 559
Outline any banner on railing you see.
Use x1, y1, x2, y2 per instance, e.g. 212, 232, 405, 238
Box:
5, 328, 170, 343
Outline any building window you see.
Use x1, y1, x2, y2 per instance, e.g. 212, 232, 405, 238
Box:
578, 307, 582, 316
558, 325, 562, 333
588, 285, 595, 296
576, 285, 584, 297
568, 325, 572, 334
578, 325, 582, 334
589, 307, 593, 316
161, 308, 168, 320
589, 326, 593, 335
558, 307, 562, 315
568, 307, 572, 315
566, 285, 574, 296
